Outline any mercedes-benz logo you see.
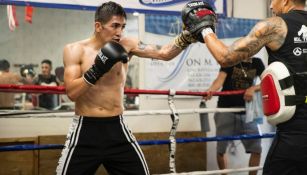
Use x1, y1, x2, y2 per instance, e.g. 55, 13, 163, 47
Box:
293, 47, 302, 56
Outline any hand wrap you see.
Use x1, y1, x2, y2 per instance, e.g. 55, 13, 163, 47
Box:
174, 30, 197, 49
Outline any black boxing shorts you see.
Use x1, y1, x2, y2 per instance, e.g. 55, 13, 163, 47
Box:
56, 115, 149, 175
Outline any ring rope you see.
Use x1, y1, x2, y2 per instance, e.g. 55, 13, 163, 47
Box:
0, 84, 66, 94
0, 144, 64, 152
156, 166, 263, 175
0, 84, 245, 96
0, 133, 275, 152
0, 84, 252, 173
0, 108, 245, 118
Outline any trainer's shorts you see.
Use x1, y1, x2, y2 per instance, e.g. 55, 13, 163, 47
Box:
214, 112, 262, 154
263, 131, 307, 175
56, 115, 149, 175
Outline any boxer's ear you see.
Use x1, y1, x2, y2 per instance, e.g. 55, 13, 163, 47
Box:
95, 22, 103, 33
282, 0, 289, 6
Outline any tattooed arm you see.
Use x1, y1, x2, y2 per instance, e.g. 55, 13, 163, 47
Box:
204, 17, 287, 67
119, 37, 183, 61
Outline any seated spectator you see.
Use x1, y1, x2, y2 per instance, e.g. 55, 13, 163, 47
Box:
32, 59, 61, 110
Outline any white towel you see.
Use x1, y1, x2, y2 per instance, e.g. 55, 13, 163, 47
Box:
245, 91, 264, 124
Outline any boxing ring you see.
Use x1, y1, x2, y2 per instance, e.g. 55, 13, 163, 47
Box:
0, 84, 275, 175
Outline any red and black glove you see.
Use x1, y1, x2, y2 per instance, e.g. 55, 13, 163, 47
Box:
181, 0, 217, 43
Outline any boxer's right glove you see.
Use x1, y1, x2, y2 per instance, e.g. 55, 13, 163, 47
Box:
174, 30, 197, 49
181, 0, 217, 43
83, 41, 128, 85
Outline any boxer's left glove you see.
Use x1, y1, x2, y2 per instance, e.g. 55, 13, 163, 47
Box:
181, 0, 217, 43
83, 41, 128, 85
174, 30, 197, 49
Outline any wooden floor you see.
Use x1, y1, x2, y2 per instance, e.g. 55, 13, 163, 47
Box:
0, 132, 207, 175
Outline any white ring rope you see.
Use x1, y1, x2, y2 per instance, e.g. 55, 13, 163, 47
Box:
0, 108, 245, 118
156, 166, 262, 175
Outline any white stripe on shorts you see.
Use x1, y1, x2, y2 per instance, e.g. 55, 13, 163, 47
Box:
119, 115, 150, 175
56, 116, 83, 175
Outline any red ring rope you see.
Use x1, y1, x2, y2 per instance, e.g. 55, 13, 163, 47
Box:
0, 84, 245, 96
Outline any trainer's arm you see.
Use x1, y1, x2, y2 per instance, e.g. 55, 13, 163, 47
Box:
208, 71, 227, 92
244, 84, 261, 101
203, 17, 286, 67
204, 71, 226, 100
121, 37, 183, 61
63, 44, 90, 101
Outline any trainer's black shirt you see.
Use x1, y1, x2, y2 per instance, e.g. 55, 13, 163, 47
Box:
266, 10, 307, 131
217, 57, 265, 108
33, 74, 59, 110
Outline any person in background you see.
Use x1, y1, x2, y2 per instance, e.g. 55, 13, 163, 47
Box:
204, 57, 265, 175
54, 66, 74, 110
0, 59, 20, 109
124, 74, 138, 110
55, 66, 65, 85
32, 59, 61, 110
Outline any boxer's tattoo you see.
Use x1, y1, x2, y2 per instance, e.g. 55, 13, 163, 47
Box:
138, 41, 162, 51
155, 45, 162, 50
166, 44, 181, 56
135, 41, 182, 60
223, 17, 286, 66
138, 41, 147, 50
172, 44, 180, 51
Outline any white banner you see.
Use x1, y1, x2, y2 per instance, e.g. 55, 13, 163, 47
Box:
9, 0, 225, 14
144, 42, 220, 91
143, 36, 267, 91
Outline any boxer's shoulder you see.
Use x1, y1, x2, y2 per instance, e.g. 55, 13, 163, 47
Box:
63, 40, 88, 61
119, 36, 139, 53
65, 38, 94, 52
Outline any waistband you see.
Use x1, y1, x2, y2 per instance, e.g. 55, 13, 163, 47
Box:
77, 115, 122, 122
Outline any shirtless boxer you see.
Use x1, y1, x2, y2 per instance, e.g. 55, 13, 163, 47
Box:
56, 1, 195, 175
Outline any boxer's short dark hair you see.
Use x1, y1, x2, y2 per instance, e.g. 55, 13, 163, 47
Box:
41, 59, 52, 66
95, 1, 127, 24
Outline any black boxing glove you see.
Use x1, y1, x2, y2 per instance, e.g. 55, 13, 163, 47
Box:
181, 0, 217, 43
83, 41, 128, 85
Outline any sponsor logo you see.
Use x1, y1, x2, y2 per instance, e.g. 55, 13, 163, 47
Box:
139, 0, 216, 11
294, 25, 307, 43
293, 47, 302, 56
294, 37, 302, 42
187, 1, 205, 7
139, 0, 186, 7
98, 52, 109, 64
